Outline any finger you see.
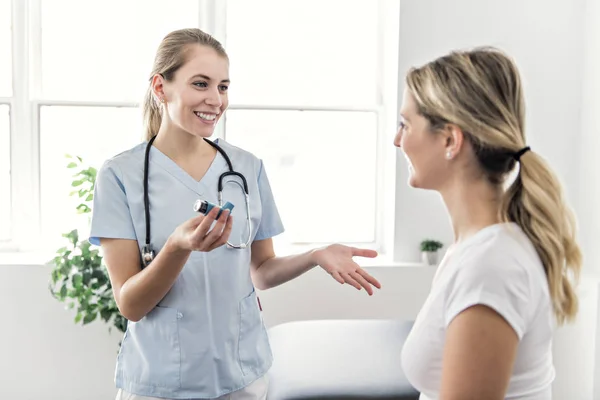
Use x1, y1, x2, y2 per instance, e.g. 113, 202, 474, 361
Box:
221, 213, 233, 240
331, 271, 345, 285
192, 206, 221, 238
356, 268, 382, 289
209, 214, 234, 251
350, 271, 374, 296
343, 272, 362, 291
202, 209, 230, 247
189, 213, 206, 228
351, 247, 378, 258
191, 207, 224, 250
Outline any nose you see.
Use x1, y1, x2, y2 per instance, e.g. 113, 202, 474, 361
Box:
205, 87, 223, 108
393, 127, 403, 148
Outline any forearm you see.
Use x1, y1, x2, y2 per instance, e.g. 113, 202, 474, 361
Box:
253, 249, 319, 290
120, 238, 191, 321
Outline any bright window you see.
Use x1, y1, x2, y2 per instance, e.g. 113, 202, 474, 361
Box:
39, 106, 142, 251
225, 110, 378, 245
1, 0, 12, 244
39, 0, 199, 102
0, 0, 11, 97
4, 0, 399, 258
0, 105, 10, 242
222, 0, 397, 253
225, 0, 379, 107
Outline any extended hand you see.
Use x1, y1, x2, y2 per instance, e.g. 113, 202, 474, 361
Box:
313, 244, 382, 295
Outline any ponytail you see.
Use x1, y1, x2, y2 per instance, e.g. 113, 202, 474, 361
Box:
143, 86, 162, 142
500, 151, 582, 325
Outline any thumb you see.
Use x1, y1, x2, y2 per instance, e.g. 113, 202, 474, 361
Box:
351, 247, 378, 258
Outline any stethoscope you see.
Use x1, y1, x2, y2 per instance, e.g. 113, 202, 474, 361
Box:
141, 135, 252, 267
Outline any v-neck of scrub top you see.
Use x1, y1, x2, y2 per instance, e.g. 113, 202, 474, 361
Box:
148, 138, 227, 197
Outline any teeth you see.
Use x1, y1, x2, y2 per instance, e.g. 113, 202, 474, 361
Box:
194, 112, 217, 121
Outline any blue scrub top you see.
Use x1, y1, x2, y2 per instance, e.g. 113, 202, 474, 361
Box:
88, 138, 285, 399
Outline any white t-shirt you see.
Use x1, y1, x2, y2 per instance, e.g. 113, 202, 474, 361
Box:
401, 223, 555, 400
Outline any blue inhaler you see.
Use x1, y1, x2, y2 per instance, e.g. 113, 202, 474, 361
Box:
193, 199, 234, 219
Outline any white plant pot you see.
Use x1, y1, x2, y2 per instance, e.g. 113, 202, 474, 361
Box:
421, 251, 438, 266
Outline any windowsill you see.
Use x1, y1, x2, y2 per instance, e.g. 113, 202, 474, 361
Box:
351, 254, 430, 269
0, 250, 429, 269
0, 251, 55, 267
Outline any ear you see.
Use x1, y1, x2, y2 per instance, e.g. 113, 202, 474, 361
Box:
150, 73, 166, 103
441, 123, 465, 160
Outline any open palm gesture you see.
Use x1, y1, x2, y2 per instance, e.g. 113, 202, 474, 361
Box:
313, 244, 382, 295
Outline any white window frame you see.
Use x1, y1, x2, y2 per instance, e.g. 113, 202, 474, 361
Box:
3, 0, 400, 263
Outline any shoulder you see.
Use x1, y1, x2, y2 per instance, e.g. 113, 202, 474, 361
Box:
99, 142, 146, 170
105, 142, 146, 166
442, 223, 550, 337
213, 138, 264, 173
442, 223, 551, 319
96, 142, 147, 183
452, 223, 545, 288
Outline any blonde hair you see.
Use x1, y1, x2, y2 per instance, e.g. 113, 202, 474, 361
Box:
143, 28, 228, 141
406, 47, 582, 325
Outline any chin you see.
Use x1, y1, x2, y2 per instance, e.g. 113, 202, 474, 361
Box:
407, 171, 429, 190
408, 175, 440, 191
407, 167, 419, 188
188, 125, 216, 138
197, 129, 216, 138
408, 176, 421, 188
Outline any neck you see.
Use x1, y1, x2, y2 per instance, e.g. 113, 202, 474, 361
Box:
440, 177, 503, 244
152, 123, 214, 161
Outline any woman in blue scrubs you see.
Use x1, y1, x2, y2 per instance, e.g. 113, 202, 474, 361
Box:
89, 28, 382, 400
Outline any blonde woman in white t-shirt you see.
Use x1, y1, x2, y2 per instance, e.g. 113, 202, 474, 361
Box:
396, 47, 582, 400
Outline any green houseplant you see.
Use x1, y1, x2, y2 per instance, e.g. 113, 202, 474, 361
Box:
420, 239, 443, 266
48, 155, 127, 335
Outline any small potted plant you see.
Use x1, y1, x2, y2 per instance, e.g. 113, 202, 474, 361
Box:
420, 239, 443, 266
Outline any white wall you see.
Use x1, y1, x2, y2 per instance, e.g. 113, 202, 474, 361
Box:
1, 1, 599, 400
579, 0, 600, 397
552, 280, 600, 400
596, 285, 600, 400
577, 0, 600, 276
393, 0, 586, 263
392, 2, 600, 399
0, 264, 122, 400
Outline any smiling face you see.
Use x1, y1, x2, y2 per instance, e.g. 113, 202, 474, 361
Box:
394, 88, 453, 190
152, 44, 230, 138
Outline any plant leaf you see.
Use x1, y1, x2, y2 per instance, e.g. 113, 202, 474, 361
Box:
83, 313, 97, 325
59, 284, 67, 299
73, 273, 83, 289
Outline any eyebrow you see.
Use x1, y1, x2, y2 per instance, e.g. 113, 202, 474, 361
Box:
400, 113, 410, 122
190, 74, 230, 83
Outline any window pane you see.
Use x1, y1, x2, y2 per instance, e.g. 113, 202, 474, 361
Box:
40, 106, 143, 250
40, 0, 199, 102
225, 110, 377, 244
225, 0, 379, 107
0, 105, 10, 241
0, 0, 11, 96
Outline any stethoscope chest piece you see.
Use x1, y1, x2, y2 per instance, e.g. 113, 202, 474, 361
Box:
142, 245, 155, 267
